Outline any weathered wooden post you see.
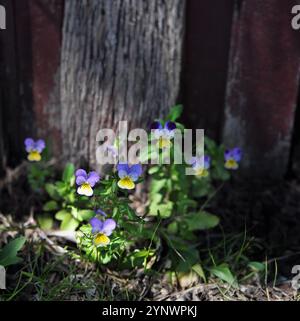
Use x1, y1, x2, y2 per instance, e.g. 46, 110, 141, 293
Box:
60, 0, 186, 167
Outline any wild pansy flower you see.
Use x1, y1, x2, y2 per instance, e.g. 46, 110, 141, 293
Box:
90, 217, 116, 247
117, 163, 142, 190
151, 121, 177, 149
224, 148, 242, 170
24, 138, 45, 162
190, 155, 211, 177
75, 169, 100, 197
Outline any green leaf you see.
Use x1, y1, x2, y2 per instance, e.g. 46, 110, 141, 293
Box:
167, 105, 183, 122
150, 178, 167, 194
212, 165, 231, 181
150, 201, 173, 218
65, 192, 75, 204
56, 181, 67, 195
192, 179, 213, 198
210, 264, 238, 287
204, 136, 217, 152
77, 210, 95, 222
45, 183, 60, 200
55, 209, 70, 221
132, 249, 154, 258
175, 248, 199, 272
60, 213, 79, 231
126, 207, 139, 220
192, 264, 206, 283
184, 211, 219, 231
62, 163, 75, 184
37, 214, 53, 230
126, 250, 155, 268
167, 221, 178, 234
150, 193, 163, 204
148, 166, 160, 175
248, 261, 265, 272
43, 200, 58, 212
0, 236, 26, 267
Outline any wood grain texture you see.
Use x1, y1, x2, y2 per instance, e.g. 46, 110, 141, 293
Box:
60, 0, 185, 167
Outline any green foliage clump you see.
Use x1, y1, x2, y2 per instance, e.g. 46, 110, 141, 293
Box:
25, 105, 262, 287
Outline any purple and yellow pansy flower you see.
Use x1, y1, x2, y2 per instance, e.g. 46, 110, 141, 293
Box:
24, 138, 45, 162
117, 163, 142, 190
151, 121, 177, 149
190, 155, 211, 177
224, 148, 242, 170
75, 169, 100, 197
90, 217, 116, 247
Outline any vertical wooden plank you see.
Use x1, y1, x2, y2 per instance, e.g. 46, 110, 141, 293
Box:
183, 0, 234, 140
0, 0, 63, 168
223, 0, 300, 178
0, 69, 4, 176
28, 0, 64, 155
0, 0, 35, 167
0, 3, 5, 175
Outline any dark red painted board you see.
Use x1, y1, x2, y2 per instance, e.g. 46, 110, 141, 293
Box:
28, 0, 63, 155
223, 0, 300, 178
183, 0, 235, 140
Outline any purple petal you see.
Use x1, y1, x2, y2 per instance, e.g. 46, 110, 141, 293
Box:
34, 139, 46, 153
95, 209, 107, 217
224, 148, 242, 162
24, 138, 34, 152
117, 163, 130, 178
153, 129, 164, 139
150, 121, 163, 130
204, 155, 211, 169
188, 157, 198, 166
232, 148, 242, 162
87, 171, 100, 187
128, 164, 142, 181
75, 169, 87, 179
90, 217, 103, 234
76, 175, 86, 186
102, 219, 116, 236
191, 155, 210, 170
165, 121, 176, 131
224, 149, 232, 161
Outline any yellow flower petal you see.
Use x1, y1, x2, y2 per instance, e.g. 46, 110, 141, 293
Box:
94, 233, 110, 247
225, 159, 239, 170
28, 151, 41, 162
77, 183, 93, 196
195, 168, 209, 177
117, 176, 135, 190
158, 137, 172, 149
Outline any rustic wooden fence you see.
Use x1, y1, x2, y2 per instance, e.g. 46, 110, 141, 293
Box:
1, 0, 300, 180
